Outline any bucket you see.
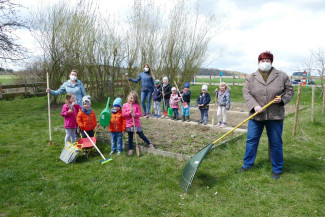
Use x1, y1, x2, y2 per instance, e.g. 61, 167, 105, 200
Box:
59, 142, 82, 164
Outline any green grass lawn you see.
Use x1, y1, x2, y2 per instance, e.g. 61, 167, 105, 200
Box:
0, 74, 20, 85
0, 86, 324, 216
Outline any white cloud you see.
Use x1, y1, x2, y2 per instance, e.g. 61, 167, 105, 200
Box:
6, 0, 325, 75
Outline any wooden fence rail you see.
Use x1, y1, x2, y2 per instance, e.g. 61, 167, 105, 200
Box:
0, 82, 47, 99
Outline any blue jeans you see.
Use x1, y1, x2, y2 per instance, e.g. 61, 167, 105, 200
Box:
127, 131, 151, 150
110, 132, 123, 152
200, 109, 208, 123
141, 90, 153, 114
173, 108, 179, 117
243, 119, 284, 174
182, 105, 190, 116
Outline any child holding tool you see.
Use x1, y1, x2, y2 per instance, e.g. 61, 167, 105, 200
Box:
214, 82, 231, 128
122, 91, 154, 155
61, 93, 81, 146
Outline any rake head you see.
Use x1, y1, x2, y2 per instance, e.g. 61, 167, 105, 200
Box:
180, 143, 214, 193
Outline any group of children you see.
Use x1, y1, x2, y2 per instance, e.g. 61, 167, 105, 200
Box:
61, 91, 153, 156
61, 80, 231, 157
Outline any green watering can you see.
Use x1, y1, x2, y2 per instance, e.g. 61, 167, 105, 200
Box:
168, 107, 173, 116
99, 97, 111, 127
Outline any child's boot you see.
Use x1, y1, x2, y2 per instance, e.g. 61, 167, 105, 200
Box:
216, 121, 222, 127
186, 116, 190, 122
204, 117, 208, 125
173, 115, 176, 120
182, 116, 185, 122
220, 122, 227, 128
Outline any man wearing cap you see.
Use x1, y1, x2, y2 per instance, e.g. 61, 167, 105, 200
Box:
238, 51, 294, 180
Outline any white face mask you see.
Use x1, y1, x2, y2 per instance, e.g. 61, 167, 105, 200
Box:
258, 62, 272, 71
70, 75, 77, 81
144, 67, 149, 72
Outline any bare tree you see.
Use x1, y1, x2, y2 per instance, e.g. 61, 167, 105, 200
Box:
303, 48, 325, 96
0, 0, 29, 62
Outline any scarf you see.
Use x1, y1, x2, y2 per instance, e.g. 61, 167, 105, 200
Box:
82, 107, 92, 115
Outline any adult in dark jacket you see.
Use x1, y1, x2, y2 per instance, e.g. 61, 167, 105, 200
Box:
197, 85, 211, 125
238, 51, 294, 180
162, 77, 172, 112
127, 64, 155, 117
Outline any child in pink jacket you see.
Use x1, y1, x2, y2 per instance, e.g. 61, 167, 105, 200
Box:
61, 93, 81, 146
122, 91, 154, 155
169, 87, 181, 120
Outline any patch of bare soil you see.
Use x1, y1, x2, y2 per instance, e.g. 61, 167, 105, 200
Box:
189, 102, 297, 128
97, 118, 241, 156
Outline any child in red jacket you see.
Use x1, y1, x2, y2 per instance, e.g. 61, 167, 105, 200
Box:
61, 93, 81, 146
77, 95, 97, 138
108, 98, 126, 156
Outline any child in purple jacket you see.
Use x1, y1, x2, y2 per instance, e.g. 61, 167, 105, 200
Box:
61, 93, 81, 146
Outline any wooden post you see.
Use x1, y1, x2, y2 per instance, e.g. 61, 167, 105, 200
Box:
311, 86, 315, 122
24, 80, 27, 96
293, 83, 302, 136
232, 75, 235, 86
0, 82, 2, 99
47, 73, 52, 145
322, 85, 325, 114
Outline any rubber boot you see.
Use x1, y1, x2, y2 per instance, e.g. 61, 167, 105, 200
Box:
173, 115, 176, 120
182, 116, 185, 122
186, 116, 190, 122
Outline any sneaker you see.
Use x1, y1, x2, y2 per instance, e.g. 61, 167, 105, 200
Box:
272, 173, 281, 180
128, 149, 133, 155
146, 114, 150, 118
156, 115, 161, 118
148, 144, 154, 149
109, 151, 116, 156
237, 167, 247, 173
220, 124, 226, 128
117, 151, 122, 156
198, 121, 203, 124
204, 122, 207, 125
216, 122, 222, 127
153, 114, 157, 117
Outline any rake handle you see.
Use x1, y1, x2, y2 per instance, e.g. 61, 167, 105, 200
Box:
212, 96, 281, 145
83, 130, 106, 160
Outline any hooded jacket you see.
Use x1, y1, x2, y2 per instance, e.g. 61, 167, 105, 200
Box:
153, 85, 162, 101
129, 71, 154, 92
77, 108, 97, 131
243, 68, 294, 120
122, 103, 142, 128
162, 83, 172, 99
109, 109, 126, 133
61, 104, 81, 129
197, 93, 211, 110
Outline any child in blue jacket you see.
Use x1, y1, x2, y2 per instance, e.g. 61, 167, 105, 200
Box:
197, 85, 211, 125
180, 82, 191, 122
152, 80, 162, 117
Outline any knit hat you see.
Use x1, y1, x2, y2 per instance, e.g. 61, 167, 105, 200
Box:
171, 87, 176, 91
154, 79, 160, 85
82, 95, 91, 105
113, 97, 122, 107
163, 77, 168, 82
184, 82, 190, 88
202, 85, 208, 91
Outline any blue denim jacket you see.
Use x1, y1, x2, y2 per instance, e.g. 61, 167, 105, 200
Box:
129, 71, 154, 92
50, 80, 86, 106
